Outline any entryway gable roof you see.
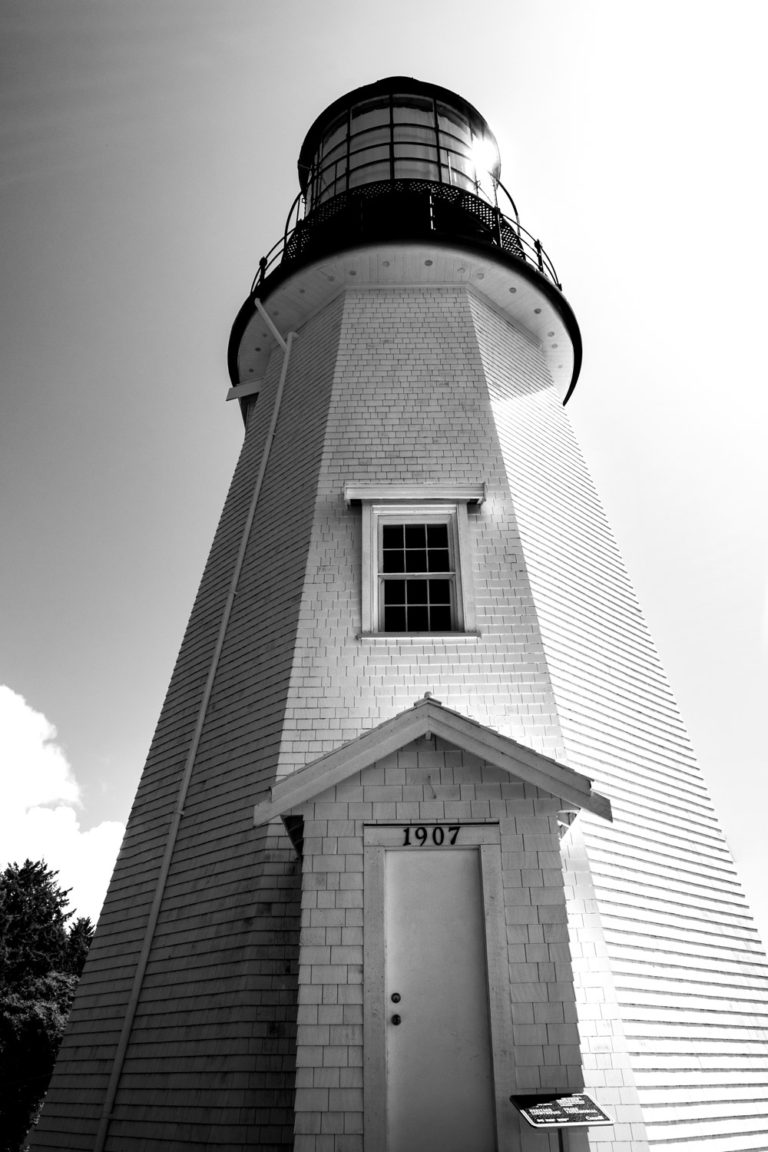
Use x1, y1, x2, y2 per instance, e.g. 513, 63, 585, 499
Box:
253, 696, 611, 825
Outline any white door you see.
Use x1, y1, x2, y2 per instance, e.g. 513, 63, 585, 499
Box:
384, 848, 497, 1152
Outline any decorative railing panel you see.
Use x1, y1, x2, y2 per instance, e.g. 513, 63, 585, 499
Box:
250, 180, 562, 294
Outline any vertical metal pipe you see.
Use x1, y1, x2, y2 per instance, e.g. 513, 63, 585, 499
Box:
92, 322, 295, 1152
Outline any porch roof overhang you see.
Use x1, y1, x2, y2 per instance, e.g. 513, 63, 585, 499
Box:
253, 696, 611, 826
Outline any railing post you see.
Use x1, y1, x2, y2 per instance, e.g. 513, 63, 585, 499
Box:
535, 239, 544, 273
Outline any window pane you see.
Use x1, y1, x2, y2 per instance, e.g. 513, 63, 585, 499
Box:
405, 548, 428, 573
393, 96, 434, 126
351, 125, 390, 149
443, 169, 474, 192
351, 99, 390, 133
427, 524, 449, 547
382, 524, 403, 547
314, 175, 344, 204
382, 545, 404, 572
382, 525, 404, 573
440, 149, 475, 190
404, 524, 426, 547
384, 579, 406, 605
394, 143, 439, 165
316, 160, 343, 191
396, 159, 440, 182
407, 604, 429, 631
350, 146, 390, 169
429, 579, 451, 604
385, 606, 406, 631
350, 161, 391, 188
394, 124, 435, 147
327, 175, 346, 199
321, 138, 347, 164
441, 148, 474, 178
437, 103, 472, 144
321, 115, 347, 154
430, 604, 452, 631
408, 580, 428, 604
428, 549, 451, 572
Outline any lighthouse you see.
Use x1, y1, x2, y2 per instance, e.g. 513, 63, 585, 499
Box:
33, 78, 768, 1152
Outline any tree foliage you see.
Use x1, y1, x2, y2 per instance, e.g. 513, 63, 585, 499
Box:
0, 861, 94, 1152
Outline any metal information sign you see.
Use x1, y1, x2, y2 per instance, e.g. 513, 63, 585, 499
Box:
510, 1093, 613, 1129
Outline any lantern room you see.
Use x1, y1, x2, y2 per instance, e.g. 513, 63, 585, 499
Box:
297, 77, 501, 210
229, 77, 583, 404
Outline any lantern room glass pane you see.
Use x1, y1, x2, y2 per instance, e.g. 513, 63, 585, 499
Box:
351, 125, 390, 149
350, 161, 390, 187
321, 115, 347, 157
394, 143, 438, 163
394, 143, 439, 182
396, 123, 434, 147
351, 99, 390, 133
440, 148, 475, 190
395, 160, 440, 181
316, 158, 343, 188
350, 143, 390, 167
321, 141, 347, 167
437, 103, 472, 144
393, 96, 434, 126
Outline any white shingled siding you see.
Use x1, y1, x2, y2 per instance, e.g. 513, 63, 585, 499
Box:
469, 291, 768, 1149
277, 286, 566, 767
290, 740, 583, 1152
280, 284, 650, 1149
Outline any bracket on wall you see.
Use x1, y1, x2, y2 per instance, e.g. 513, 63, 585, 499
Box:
226, 381, 261, 402
282, 815, 305, 857
557, 809, 579, 838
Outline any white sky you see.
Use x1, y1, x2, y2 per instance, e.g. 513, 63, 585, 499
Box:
1, 1, 766, 933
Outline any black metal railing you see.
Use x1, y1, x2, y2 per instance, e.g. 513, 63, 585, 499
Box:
249, 180, 562, 295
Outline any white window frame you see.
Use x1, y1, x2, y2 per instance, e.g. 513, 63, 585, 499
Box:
344, 485, 483, 637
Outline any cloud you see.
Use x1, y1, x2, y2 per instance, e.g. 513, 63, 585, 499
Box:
0, 686, 124, 923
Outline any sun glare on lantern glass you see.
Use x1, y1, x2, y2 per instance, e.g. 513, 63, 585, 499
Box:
470, 136, 498, 182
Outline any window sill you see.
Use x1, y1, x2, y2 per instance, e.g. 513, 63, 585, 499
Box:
358, 632, 480, 643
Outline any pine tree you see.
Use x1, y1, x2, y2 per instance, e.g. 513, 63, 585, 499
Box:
0, 861, 94, 1152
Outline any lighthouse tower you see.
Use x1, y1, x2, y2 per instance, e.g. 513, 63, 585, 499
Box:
34, 78, 768, 1152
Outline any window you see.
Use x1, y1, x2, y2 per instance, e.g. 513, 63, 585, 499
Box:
369, 503, 469, 634
379, 517, 455, 632
345, 486, 483, 636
